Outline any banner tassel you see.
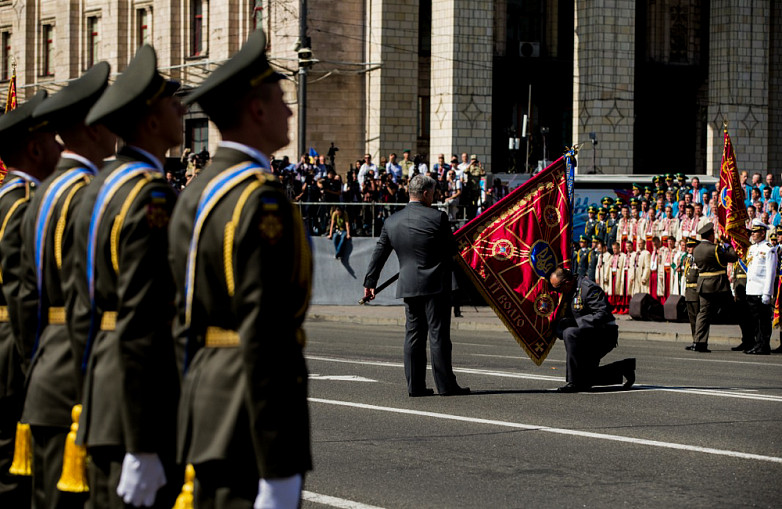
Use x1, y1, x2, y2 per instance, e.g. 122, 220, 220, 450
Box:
173, 464, 195, 509
9, 422, 32, 476
56, 404, 89, 492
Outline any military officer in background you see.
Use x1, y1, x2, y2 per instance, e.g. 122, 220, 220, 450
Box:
690, 223, 738, 352
683, 237, 700, 339
0, 90, 60, 509
744, 219, 777, 355
15, 62, 114, 509
595, 208, 608, 245
605, 205, 619, 248
170, 30, 312, 507
576, 235, 590, 278
587, 235, 600, 281
68, 45, 183, 507
584, 205, 598, 239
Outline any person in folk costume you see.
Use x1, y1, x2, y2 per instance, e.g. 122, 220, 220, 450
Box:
623, 239, 639, 308
694, 203, 711, 238
663, 236, 679, 297
674, 238, 689, 295
606, 242, 627, 314
637, 200, 656, 252
617, 204, 636, 254
657, 205, 680, 245
648, 236, 667, 304
596, 238, 612, 291
679, 203, 698, 241
635, 239, 652, 296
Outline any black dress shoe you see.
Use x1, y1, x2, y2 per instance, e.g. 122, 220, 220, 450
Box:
440, 386, 470, 396
685, 343, 697, 351
732, 343, 752, 351
556, 382, 589, 393
409, 388, 435, 397
623, 358, 636, 389
744, 345, 759, 354
693, 343, 711, 353
746, 348, 770, 355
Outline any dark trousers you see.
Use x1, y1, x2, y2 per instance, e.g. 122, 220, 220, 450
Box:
562, 324, 625, 387
88, 446, 181, 509
685, 300, 700, 338
193, 460, 259, 509
403, 292, 459, 394
694, 292, 728, 345
31, 425, 86, 509
0, 395, 30, 508
747, 295, 772, 351
734, 285, 756, 346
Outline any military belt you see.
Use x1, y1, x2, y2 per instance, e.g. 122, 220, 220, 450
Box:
735, 274, 747, 279
205, 327, 240, 348
699, 271, 726, 277
0, 306, 8, 322
48, 307, 66, 325
101, 311, 117, 331
686, 283, 697, 288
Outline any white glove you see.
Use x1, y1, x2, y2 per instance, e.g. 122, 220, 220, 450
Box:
116, 452, 167, 507
762, 294, 771, 305
254, 474, 303, 509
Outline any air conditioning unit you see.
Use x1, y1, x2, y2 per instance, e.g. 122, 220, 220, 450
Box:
519, 41, 540, 58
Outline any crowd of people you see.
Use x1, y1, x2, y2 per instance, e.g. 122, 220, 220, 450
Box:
574, 171, 782, 355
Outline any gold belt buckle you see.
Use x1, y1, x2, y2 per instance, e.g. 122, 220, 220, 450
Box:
48, 307, 66, 325
205, 327, 240, 348
101, 311, 117, 331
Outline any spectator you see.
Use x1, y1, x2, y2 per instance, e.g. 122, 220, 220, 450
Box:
358, 153, 377, 183
399, 149, 414, 177
327, 207, 352, 259
433, 154, 449, 178
386, 152, 402, 182
444, 169, 462, 221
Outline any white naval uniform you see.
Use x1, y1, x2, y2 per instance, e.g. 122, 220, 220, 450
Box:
746, 241, 777, 300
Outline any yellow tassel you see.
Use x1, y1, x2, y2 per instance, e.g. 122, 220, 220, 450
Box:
9, 422, 32, 476
173, 464, 195, 509
56, 404, 89, 493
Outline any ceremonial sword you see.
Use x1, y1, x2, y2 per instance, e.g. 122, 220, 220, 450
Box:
358, 273, 399, 305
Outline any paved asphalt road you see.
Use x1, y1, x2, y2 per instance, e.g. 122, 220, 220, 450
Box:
300, 321, 782, 509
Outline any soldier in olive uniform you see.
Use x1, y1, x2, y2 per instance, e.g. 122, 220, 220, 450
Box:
595, 207, 608, 245
68, 46, 183, 507
584, 205, 598, 239
689, 223, 738, 352
0, 91, 60, 509
170, 30, 312, 507
587, 235, 600, 281
15, 62, 114, 509
576, 235, 590, 278
683, 237, 700, 338
605, 205, 619, 248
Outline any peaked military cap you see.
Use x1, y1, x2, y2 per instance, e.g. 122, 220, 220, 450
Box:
33, 62, 111, 130
776, 225, 782, 234
579, 235, 588, 242
750, 218, 769, 233
591, 234, 600, 241
652, 176, 660, 184
770, 232, 777, 241
609, 205, 619, 213
0, 90, 49, 152
665, 173, 674, 180
587, 205, 598, 213
598, 207, 607, 215
697, 222, 714, 236
632, 183, 640, 190
184, 29, 284, 110
675, 172, 686, 180
86, 45, 179, 127
685, 237, 699, 248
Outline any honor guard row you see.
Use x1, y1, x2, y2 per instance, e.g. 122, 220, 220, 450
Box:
0, 28, 311, 509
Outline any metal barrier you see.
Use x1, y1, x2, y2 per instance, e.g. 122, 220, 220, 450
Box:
295, 201, 474, 237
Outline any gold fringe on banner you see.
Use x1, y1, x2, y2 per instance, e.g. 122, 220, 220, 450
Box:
56, 405, 89, 492
9, 422, 32, 476
173, 464, 195, 509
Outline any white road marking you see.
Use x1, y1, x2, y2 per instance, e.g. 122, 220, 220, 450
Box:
305, 355, 782, 402
303, 490, 386, 509
309, 374, 377, 382
309, 398, 782, 465
470, 353, 566, 363
670, 357, 782, 367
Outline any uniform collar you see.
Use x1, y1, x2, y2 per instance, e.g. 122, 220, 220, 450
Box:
125, 145, 164, 173
218, 141, 270, 170
61, 152, 99, 175
8, 169, 41, 185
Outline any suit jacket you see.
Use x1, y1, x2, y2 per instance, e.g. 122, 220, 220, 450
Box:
169, 146, 312, 478
68, 146, 179, 455
0, 172, 36, 400
694, 239, 737, 294
18, 157, 95, 427
364, 201, 455, 298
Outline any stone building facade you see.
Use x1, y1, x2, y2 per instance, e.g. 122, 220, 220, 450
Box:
0, 0, 777, 176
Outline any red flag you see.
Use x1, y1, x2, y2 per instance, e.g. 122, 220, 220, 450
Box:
716, 129, 750, 258
0, 70, 16, 184
454, 157, 572, 365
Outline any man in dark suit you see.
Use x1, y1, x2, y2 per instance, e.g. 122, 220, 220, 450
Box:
690, 222, 738, 352
68, 45, 183, 508
170, 30, 312, 508
363, 174, 469, 397
549, 267, 635, 393
14, 61, 114, 509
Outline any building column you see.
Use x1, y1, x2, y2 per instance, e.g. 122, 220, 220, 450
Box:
572, 0, 635, 174
365, 0, 419, 160
707, 0, 772, 177
429, 0, 493, 169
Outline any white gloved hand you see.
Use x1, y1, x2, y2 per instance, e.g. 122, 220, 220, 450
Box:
254, 474, 303, 509
763, 294, 771, 305
116, 452, 167, 507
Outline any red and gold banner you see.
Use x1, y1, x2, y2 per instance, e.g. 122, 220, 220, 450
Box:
0, 70, 16, 184
716, 129, 750, 258
454, 157, 572, 365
